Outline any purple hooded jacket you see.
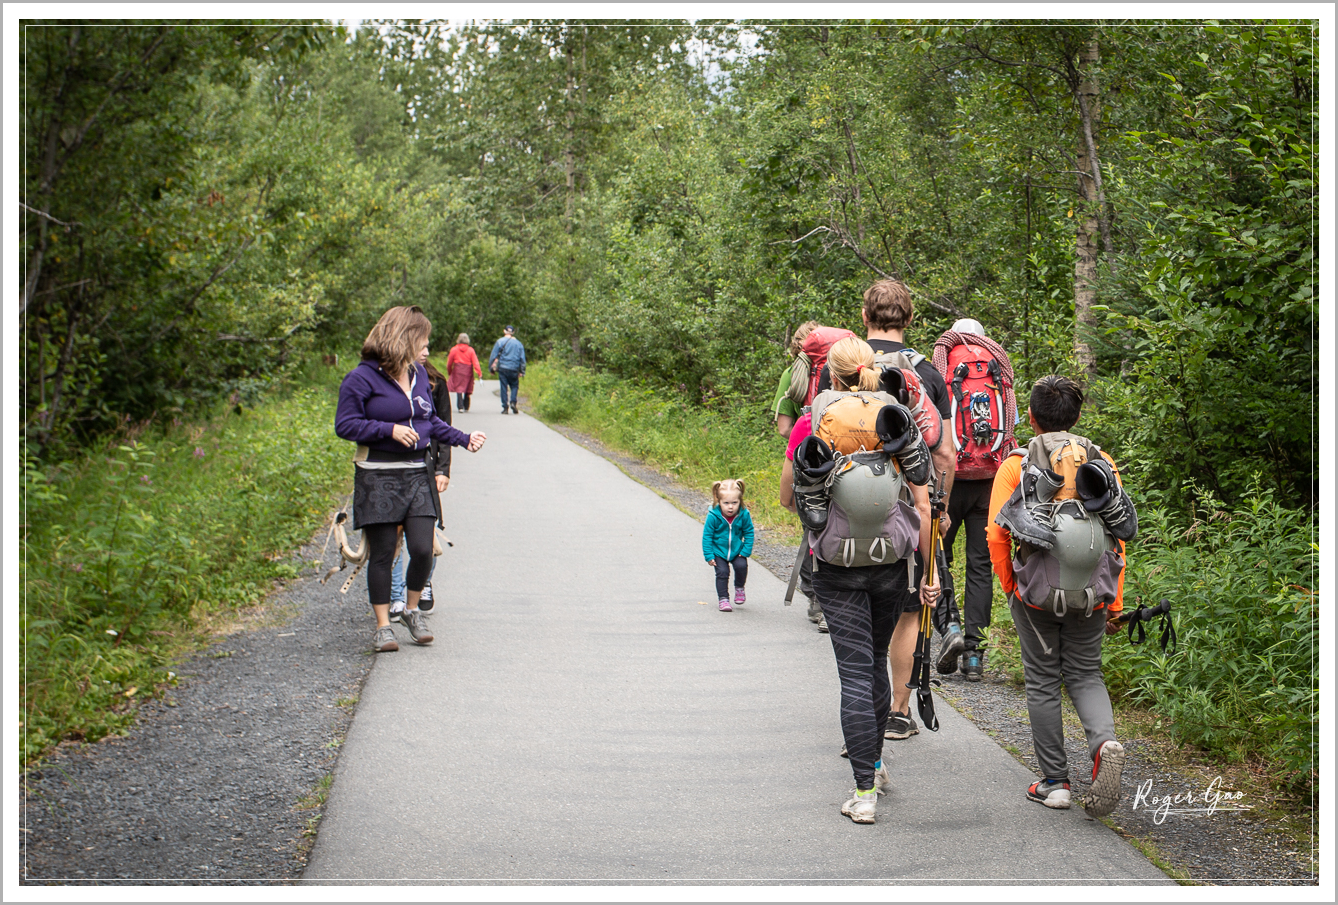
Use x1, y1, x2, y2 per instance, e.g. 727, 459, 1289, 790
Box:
335, 359, 471, 459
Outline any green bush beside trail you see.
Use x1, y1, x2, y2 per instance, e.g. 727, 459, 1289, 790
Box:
526, 361, 796, 536
527, 360, 1316, 794
20, 363, 352, 765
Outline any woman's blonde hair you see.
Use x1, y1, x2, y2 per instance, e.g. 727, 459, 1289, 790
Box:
788, 320, 820, 358
361, 306, 432, 377
711, 478, 747, 510
456, 332, 471, 346
827, 337, 882, 393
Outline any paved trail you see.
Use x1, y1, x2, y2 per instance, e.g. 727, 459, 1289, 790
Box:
304, 382, 1171, 885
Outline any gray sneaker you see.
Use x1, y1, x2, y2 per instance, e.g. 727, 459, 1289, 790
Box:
885, 710, 919, 740
807, 596, 822, 624
401, 608, 434, 645
817, 614, 829, 633
373, 626, 399, 652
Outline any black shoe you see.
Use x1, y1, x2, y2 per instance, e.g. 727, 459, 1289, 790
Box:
511, 404, 518, 414
994, 485, 1057, 548
793, 435, 836, 532
936, 625, 966, 674
886, 710, 919, 740
501, 408, 509, 414
875, 404, 931, 485
418, 583, 434, 613
1076, 458, 1138, 541
962, 649, 984, 682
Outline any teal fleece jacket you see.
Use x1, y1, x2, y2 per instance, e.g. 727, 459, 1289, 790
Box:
702, 506, 755, 562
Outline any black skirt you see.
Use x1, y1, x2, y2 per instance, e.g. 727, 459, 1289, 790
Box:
351, 466, 436, 530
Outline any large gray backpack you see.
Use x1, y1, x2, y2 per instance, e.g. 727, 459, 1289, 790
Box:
1000, 432, 1124, 617
809, 390, 921, 582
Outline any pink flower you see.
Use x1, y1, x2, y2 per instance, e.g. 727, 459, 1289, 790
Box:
140, 475, 152, 485
194, 447, 205, 458
72, 563, 83, 572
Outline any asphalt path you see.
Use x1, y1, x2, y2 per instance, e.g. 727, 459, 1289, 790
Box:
304, 381, 1172, 885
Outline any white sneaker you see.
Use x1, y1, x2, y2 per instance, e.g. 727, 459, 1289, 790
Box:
841, 788, 877, 824
389, 601, 406, 623
874, 761, 893, 796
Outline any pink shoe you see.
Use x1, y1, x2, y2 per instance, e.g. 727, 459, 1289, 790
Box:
734, 587, 746, 606
718, 598, 732, 612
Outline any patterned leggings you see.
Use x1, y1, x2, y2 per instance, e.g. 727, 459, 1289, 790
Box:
813, 558, 919, 790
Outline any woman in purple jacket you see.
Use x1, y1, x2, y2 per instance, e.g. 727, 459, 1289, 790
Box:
335, 306, 487, 653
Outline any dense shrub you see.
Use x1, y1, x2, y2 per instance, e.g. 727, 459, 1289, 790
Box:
20, 364, 352, 763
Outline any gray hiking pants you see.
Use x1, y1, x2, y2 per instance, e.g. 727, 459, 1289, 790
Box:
1008, 594, 1116, 782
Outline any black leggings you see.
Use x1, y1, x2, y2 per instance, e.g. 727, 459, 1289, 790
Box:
713, 556, 748, 599
813, 557, 919, 790
365, 517, 436, 605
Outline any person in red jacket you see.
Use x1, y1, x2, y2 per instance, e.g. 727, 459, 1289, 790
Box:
988, 375, 1127, 817
446, 333, 483, 413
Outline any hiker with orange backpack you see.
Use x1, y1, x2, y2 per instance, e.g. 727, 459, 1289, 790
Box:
930, 318, 1020, 681
988, 375, 1138, 816
778, 336, 939, 824
813, 280, 955, 741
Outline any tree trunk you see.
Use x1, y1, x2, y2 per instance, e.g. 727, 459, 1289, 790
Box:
1072, 40, 1101, 381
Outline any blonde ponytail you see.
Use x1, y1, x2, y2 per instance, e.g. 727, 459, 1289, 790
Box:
827, 337, 880, 392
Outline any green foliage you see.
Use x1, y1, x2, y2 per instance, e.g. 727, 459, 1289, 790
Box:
526, 362, 795, 534
21, 365, 350, 763
1104, 484, 1315, 791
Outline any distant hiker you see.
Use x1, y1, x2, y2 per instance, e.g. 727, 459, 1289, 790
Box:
446, 333, 482, 413
816, 279, 955, 742
988, 375, 1138, 816
930, 317, 1019, 681
771, 321, 820, 438
779, 337, 939, 824
336, 306, 487, 654
489, 325, 527, 415
389, 352, 454, 621
701, 479, 755, 612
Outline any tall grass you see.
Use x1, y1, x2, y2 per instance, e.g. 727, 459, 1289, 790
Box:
21, 362, 352, 764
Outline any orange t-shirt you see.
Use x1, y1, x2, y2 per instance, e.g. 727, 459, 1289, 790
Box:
986, 450, 1126, 614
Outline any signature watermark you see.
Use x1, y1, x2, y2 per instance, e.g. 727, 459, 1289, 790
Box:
1131, 776, 1254, 825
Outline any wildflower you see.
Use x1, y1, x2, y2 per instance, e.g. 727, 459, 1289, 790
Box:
194, 447, 205, 458
72, 563, 83, 572
140, 475, 152, 484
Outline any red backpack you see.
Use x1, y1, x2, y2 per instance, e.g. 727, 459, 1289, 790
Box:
933, 332, 1017, 480
787, 326, 857, 408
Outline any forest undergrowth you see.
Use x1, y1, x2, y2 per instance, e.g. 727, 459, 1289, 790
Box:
19, 360, 354, 765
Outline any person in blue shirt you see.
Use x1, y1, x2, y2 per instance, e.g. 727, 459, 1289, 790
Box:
488, 325, 527, 414
701, 479, 755, 612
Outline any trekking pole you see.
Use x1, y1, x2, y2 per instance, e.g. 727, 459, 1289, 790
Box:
910, 470, 948, 732
1111, 598, 1176, 652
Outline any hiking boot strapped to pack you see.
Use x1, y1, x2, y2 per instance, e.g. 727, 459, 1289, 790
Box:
792, 434, 837, 533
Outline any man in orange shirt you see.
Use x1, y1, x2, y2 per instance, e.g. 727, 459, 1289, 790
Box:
987, 376, 1131, 818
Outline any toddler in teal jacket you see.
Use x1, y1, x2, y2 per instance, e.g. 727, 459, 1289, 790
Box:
702, 479, 755, 612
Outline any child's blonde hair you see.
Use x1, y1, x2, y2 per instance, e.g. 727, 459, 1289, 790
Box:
711, 478, 748, 510
827, 337, 883, 393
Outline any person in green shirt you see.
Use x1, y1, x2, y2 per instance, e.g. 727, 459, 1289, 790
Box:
772, 320, 818, 437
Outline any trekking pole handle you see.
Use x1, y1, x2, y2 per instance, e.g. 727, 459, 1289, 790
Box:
1112, 597, 1172, 625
